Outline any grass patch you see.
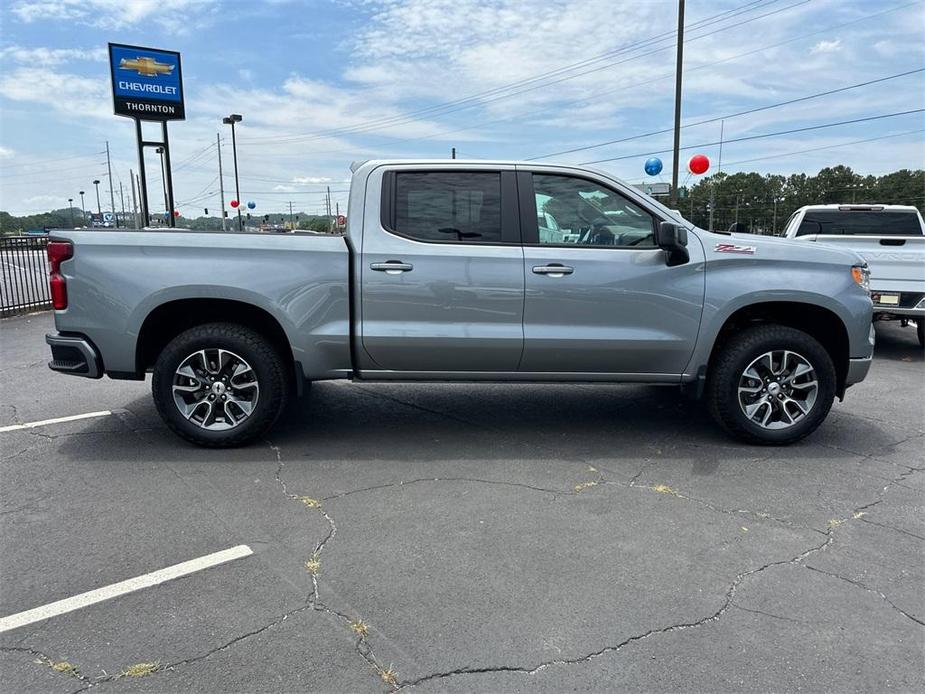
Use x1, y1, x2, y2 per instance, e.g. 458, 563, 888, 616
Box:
574, 481, 598, 492
652, 483, 679, 496
50, 661, 75, 674
304, 556, 321, 575
121, 662, 159, 677
379, 666, 398, 686
350, 619, 369, 637
298, 496, 321, 508
827, 518, 846, 529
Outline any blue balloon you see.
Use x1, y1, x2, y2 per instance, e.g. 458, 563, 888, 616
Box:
247, 201, 256, 209
644, 157, 663, 176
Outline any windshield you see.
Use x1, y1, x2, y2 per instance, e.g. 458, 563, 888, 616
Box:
796, 210, 923, 237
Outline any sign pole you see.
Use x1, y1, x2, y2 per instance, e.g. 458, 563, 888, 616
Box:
134, 119, 150, 227
161, 121, 176, 227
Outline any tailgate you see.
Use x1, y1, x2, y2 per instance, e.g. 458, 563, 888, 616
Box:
805, 235, 925, 290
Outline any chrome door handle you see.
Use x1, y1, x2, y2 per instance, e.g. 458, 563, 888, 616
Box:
370, 261, 414, 274
532, 264, 574, 277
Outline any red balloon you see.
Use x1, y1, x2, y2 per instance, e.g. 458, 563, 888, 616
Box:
688, 154, 710, 175
230, 199, 240, 208
173, 210, 181, 217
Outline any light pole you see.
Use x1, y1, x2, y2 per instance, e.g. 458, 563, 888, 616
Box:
92, 179, 102, 221
222, 114, 243, 231
156, 147, 170, 220
67, 198, 75, 227
79, 190, 86, 223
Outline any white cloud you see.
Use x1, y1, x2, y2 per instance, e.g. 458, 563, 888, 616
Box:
0, 67, 111, 118
11, 0, 218, 31
810, 39, 841, 55
0, 46, 108, 65
273, 184, 295, 192
0, 146, 14, 159
292, 176, 332, 184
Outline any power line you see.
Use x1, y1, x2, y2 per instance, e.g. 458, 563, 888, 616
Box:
240, 0, 806, 146
528, 67, 925, 160
579, 108, 925, 165
719, 128, 925, 169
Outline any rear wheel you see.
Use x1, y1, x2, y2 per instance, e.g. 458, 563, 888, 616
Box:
707, 325, 836, 445
152, 323, 288, 447
917, 319, 924, 348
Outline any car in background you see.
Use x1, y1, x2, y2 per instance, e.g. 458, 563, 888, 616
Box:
782, 204, 925, 346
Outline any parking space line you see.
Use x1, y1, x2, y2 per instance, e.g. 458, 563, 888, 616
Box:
0, 410, 112, 433
0, 544, 253, 633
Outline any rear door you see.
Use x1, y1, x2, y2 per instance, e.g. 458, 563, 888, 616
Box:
518, 170, 704, 376
359, 166, 524, 373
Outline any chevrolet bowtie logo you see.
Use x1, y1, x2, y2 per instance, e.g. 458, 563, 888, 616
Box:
119, 56, 174, 77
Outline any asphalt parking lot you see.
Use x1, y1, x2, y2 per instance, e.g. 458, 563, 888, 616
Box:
1, 311, 923, 693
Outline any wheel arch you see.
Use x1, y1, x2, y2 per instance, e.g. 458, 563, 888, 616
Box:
135, 298, 293, 377
707, 301, 850, 398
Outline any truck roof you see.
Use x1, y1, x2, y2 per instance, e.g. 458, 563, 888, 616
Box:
795, 204, 920, 212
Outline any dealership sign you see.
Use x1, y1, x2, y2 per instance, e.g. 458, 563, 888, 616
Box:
108, 43, 184, 120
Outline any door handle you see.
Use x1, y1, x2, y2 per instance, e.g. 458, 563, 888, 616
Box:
532, 264, 574, 277
370, 261, 414, 274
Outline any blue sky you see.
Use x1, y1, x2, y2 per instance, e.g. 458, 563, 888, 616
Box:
0, 0, 923, 217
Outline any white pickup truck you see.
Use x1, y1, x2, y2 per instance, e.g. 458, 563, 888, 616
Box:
782, 204, 925, 347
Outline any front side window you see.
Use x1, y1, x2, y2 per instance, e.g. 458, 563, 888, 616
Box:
532, 174, 656, 247
391, 172, 502, 243
796, 210, 923, 237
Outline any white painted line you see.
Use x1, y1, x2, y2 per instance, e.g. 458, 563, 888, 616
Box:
0, 410, 112, 433
0, 544, 253, 634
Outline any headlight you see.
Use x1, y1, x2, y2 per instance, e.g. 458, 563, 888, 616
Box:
851, 264, 870, 293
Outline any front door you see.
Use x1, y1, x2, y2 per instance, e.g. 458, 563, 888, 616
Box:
360, 167, 524, 373
518, 171, 704, 375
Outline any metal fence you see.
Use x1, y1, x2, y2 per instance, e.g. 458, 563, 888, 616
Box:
0, 236, 50, 317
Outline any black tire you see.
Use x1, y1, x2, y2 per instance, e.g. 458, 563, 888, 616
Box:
917, 319, 924, 349
706, 325, 836, 445
152, 323, 288, 447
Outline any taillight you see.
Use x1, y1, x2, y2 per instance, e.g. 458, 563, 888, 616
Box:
47, 241, 73, 310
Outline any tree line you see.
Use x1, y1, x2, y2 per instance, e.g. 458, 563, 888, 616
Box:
2, 166, 922, 236
677, 166, 924, 235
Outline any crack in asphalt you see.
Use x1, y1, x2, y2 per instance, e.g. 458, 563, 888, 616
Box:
269, 439, 399, 689
803, 566, 925, 627
0, 644, 90, 685
859, 517, 925, 541
396, 528, 837, 690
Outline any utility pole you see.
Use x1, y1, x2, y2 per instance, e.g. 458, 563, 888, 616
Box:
106, 141, 118, 227
216, 132, 227, 231
451, 147, 456, 159
119, 181, 126, 227
79, 190, 86, 224
288, 200, 294, 229
708, 119, 724, 232
669, 0, 685, 207
68, 198, 75, 227
130, 169, 139, 228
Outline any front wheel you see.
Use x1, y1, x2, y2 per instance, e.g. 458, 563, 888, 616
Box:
152, 323, 288, 447
706, 325, 836, 445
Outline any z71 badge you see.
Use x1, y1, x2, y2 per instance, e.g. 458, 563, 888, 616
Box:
713, 242, 756, 255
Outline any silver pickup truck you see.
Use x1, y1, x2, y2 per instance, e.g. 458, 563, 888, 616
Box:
781, 204, 925, 347
45, 160, 874, 447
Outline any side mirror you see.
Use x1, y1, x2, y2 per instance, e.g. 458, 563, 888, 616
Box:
655, 221, 689, 267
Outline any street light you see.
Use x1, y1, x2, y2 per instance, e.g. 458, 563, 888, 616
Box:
92, 180, 102, 221
155, 147, 170, 219
222, 114, 243, 231
67, 198, 75, 227
79, 190, 86, 223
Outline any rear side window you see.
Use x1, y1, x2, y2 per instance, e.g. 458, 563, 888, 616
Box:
796, 211, 923, 236
389, 172, 502, 243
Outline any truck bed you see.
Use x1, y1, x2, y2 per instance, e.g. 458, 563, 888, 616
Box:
50, 229, 353, 380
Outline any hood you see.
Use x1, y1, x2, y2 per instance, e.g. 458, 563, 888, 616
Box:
693, 228, 866, 267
